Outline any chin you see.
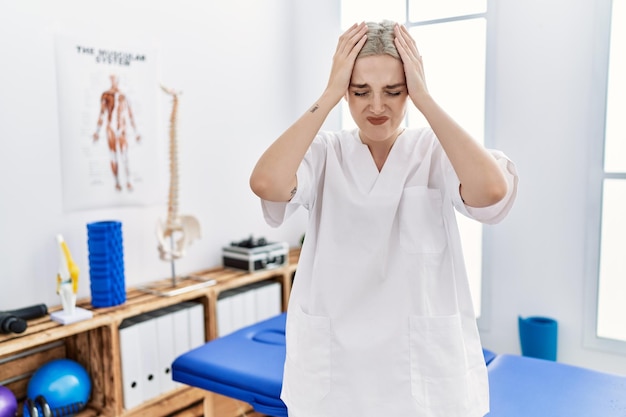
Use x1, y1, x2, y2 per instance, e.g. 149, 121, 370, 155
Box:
359, 124, 397, 142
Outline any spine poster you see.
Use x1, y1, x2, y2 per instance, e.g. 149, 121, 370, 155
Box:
55, 34, 160, 211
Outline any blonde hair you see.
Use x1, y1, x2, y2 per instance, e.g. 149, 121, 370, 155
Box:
357, 20, 400, 60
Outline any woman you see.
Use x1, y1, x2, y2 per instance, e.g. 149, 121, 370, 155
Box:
250, 21, 517, 417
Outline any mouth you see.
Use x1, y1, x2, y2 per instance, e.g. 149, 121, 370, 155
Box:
367, 117, 389, 126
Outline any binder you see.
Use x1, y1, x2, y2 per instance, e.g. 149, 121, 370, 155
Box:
229, 288, 247, 332
186, 302, 205, 349
171, 303, 191, 354
256, 281, 282, 321
119, 317, 143, 410
269, 281, 282, 316
135, 315, 160, 401
169, 304, 190, 389
216, 282, 283, 337
217, 293, 234, 337
242, 288, 257, 328
147, 308, 177, 394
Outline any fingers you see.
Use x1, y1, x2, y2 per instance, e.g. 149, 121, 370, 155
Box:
326, 22, 368, 97
337, 22, 368, 56
393, 24, 428, 99
394, 23, 421, 62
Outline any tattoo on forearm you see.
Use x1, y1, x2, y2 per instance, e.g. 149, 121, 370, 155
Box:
310, 104, 319, 113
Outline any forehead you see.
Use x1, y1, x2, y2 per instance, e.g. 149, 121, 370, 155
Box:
351, 55, 405, 86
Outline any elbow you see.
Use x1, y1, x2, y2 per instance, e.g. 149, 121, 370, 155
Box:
250, 165, 296, 202
462, 176, 508, 208
479, 165, 509, 206
491, 185, 508, 205
483, 177, 508, 206
249, 172, 286, 201
249, 173, 270, 200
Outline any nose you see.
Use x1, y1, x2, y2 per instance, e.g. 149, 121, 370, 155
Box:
369, 93, 385, 114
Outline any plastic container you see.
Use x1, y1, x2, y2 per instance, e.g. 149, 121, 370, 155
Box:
518, 316, 558, 361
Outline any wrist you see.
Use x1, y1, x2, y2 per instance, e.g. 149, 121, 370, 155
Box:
413, 92, 441, 118
315, 89, 343, 111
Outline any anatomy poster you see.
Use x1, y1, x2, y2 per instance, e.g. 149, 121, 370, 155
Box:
55, 34, 161, 211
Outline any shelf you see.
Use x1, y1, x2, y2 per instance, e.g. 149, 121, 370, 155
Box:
0, 248, 299, 417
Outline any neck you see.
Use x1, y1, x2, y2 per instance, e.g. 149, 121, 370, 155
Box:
359, 128, 405, 171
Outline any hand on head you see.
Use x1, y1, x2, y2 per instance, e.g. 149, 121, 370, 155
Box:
325, 22, 368, 102
393, 23, 429, 104
326, 22, 429, 108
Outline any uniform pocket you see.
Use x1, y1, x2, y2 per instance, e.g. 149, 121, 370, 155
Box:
283, 307, 331, 409
409, 314, 470, 409
398, 186, 446, 254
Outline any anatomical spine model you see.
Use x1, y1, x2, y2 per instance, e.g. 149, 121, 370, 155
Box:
156, 85, 201, 266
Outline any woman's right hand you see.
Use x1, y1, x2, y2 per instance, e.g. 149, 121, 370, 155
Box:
250, 24, 367, 202
325, 22, 368, 102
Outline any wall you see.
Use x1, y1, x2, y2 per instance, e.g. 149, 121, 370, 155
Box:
0, 0, 317, 310
1, 0, 625, 376
480, 0, 626, 375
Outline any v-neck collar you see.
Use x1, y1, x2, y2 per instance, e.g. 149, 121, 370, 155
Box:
347, 129, 409, 195
354, 129, 406, 171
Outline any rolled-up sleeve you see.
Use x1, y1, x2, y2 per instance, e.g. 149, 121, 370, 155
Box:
449, 150, 519, 224
260, 138, 320, 227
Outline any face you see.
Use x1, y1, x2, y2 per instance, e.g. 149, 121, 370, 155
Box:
346, 54, 408, 146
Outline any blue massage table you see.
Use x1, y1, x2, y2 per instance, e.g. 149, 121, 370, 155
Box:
486, 353, 626, 416
172, 313, 288, 417
172, 313, 626, 417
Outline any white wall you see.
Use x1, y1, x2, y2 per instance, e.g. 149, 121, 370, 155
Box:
0, 0, 314, 310
1, 0, 625, 375
480, 0, 626, 375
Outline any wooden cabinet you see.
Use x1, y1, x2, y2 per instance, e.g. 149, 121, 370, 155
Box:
0, 249, 299, 417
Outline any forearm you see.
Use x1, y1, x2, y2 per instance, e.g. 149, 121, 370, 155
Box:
415, 94, 507, 207
250, 92, 340, 202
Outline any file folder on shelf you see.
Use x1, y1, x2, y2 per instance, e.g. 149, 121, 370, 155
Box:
216, 281, 283, 337
217, 295, 234, 337
119, 301, 206, 404
119, 317, 143, 410
187, 302, 206, 349
135, 316, 160, 401
148, 308, 177, 394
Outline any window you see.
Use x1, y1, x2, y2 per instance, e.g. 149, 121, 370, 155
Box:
595, 0, 626, 344
341, 1, 489, 317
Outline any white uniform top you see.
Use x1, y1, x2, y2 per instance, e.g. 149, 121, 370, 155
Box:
262, 128, 518, 417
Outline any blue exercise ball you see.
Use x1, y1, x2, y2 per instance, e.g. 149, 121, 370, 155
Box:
27, 358, 91, 414
0, 386, 18, 417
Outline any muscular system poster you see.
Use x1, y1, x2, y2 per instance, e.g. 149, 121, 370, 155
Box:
55, 34, 160, 211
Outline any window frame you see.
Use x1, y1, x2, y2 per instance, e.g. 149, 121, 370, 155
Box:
584, 0, 626, 354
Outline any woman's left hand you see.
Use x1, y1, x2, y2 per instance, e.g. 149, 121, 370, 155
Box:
393, 24, 429, 107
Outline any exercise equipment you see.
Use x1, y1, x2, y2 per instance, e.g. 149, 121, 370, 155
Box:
0, 304, 48, 334
23, 396, 52, 417
0, 386, 18, 417
23, 358, 91, 417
